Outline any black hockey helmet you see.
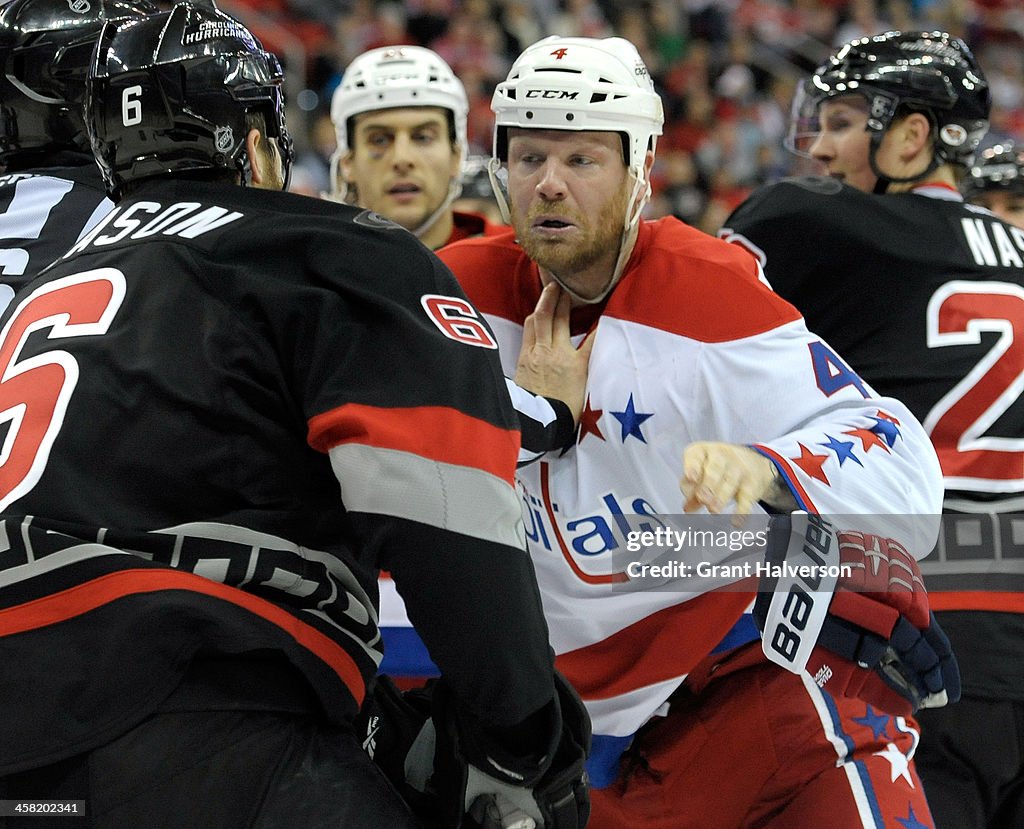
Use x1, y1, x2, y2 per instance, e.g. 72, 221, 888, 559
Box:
789, 31, 990, 187
87, 0, 293, 199
0, 0, 158, 167
962, 141, 1024, 201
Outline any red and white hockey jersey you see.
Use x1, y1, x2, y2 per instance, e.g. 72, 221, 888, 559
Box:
437, 218, 946, 783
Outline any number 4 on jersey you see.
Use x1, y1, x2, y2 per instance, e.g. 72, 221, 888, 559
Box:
0, 269, 125, 510
809, 340, 869, 398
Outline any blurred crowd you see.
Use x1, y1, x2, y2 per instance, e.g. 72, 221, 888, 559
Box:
220, 0, 1024, 232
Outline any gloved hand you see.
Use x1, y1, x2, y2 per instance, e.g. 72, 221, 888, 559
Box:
355, 672, 590, 828
754, 514, 960, 717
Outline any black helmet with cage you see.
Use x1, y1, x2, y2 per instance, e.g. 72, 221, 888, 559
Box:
0, 0, 158, 168
788, 31, 991, 191
962, 141, 1024, 202
87, 0, 293, 199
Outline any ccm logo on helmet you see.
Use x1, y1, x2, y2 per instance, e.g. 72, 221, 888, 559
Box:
525, 89, 579, 100
421, 294, 498, 349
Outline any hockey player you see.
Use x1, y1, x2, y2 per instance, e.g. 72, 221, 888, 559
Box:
0, 0, 158, 314
0, 4, 589, 827
330, 44, 593, 683
962, 140, 1024, 229
438, 34, 953, 828
721, 31, 1021, 829
328, 45, 501, 251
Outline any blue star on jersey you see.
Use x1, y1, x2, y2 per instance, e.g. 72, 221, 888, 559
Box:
819, 434, 864, 467
852, 704, 890, 740
869, 414, 902, 447
611, 394, 654, 443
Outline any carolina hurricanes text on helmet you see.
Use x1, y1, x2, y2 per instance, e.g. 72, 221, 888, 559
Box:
183, 19, 256, 47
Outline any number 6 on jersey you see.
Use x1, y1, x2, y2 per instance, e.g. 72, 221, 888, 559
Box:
0, 269, 125, 510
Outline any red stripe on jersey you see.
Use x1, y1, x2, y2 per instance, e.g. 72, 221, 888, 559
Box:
442, 220, 803, 343
0, 569, 367, 705
307, 402, 520, 484
751, 444, 819, 513
540, 461, 627, 584
930, 591, 1024, 613
555, 585, 755, 700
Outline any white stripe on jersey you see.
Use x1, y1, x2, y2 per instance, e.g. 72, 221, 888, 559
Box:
328, 442, 526, 550
799, 672, 882, 829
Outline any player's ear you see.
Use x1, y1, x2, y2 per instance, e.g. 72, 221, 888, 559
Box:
643, 149, 655, 179
339, 151, 355, 185
246, 128, 266, 185
899, 112, 932, 161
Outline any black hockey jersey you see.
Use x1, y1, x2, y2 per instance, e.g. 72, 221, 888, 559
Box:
0, 157, 112, 313
0, 179, 555, 772
722, 177, 1024, 696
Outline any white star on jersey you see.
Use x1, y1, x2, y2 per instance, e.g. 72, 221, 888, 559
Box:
874, 742, 915, 786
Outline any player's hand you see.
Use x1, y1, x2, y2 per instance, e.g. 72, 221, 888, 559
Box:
515, 283, 595, 427
681, 442, 791, 524
806, 531, 960, 716
754, 517, 960, 717
355, 673, 590, 829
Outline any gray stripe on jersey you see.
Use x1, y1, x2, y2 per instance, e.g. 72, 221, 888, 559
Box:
328, 443, 527, 550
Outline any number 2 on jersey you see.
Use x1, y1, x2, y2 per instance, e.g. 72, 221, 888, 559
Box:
0, 270, 125, 510
925, 281, 1024, 490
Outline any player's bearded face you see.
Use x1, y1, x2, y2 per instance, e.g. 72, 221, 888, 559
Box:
507, 130, 631, 299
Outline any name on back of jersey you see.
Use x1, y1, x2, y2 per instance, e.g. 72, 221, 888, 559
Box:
63, 200, 244, 258
962, 208, 1024, 269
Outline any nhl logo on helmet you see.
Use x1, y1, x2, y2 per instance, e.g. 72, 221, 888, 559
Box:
215, 126, 234, 153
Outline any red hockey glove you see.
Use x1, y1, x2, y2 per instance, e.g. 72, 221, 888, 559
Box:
755, 515, 960, 717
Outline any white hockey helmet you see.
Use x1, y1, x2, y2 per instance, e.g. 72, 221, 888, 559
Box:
331, 45, 469, 158
489, 36, 664, 303
491, 36, 663, 184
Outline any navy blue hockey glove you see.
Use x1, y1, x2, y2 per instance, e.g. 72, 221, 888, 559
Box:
754, 514, 960, 717
356, 672, 590, 829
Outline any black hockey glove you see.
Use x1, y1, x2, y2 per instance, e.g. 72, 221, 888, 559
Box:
754, 513, 960, 716
356, 672, 590, 829
356, 675, 439, 817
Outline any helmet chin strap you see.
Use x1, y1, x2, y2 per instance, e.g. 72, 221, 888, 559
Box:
411, 176, 462, 241
868, 129, 941, 194
323, 148, 348, 202
545, 172, 648, 305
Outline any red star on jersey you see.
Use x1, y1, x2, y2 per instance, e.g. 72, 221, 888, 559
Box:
843, 427, 890, 453
791, 443, 830, 485
874, 410, 901, 426
577, 396, 605, 444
